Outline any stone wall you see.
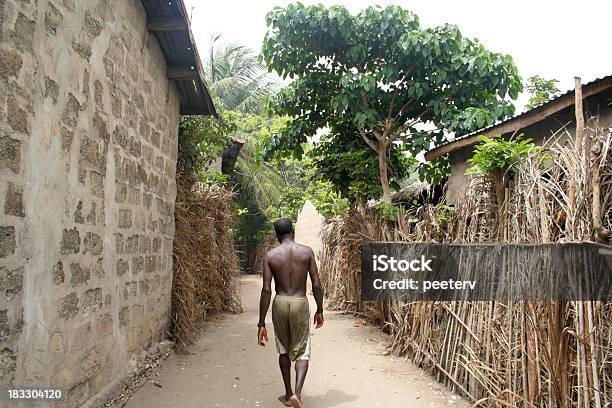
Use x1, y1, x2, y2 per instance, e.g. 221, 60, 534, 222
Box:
295, 200, 325, 263
0, 0, 181, 405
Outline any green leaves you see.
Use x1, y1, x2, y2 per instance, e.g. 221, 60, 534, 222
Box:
525, 75, 561, 110
466, 134, 540, 176
261, 3, 523, 200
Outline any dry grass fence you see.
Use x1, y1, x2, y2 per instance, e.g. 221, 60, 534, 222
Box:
171, 178, 242, 346
320, 124, 612, 407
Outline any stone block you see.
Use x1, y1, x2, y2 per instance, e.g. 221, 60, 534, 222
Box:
123, 281, 137, 299
82, 288, 102, 312
119, 307, 129, 328
70, 263, 90, 286
128, 187, 140, 205
93, 80, 103, 108
89, 172, 104, 198
57, 292, 79, 320
0, 226, 16, 258
125, 235, 139, 253
0, 310, 8, 342
6, 95, 28, 133
84, 11, 103, 37
74, 201, 84, 223
45, 76, 59, 103
51, 331, 64, 354
52, 261, 64, 285
95, 313, 112, 337
118, 209, 132, 229
60, 228, 80, 255
4, 182, 24, 217
129, 138, 141, 157
115, 258, 128, 277
144, 256, 156, 274
11, 13, 35, 52
72, 40, 91, 61
138, 236, 150, 253
0, 48, 23, 81
61, 93, 81, 128
0, 348, 16, 383
44, 2, 63, 35
132, 256, 143, 274
93, 112, 109, 142
0, 266, 23, 298
138, 280, 149, 296
114, 233, 124, 253
113, 183, 126, 205
94, 258, 105, 278
0, 135, 21, 173
61, 126, 74, 151
152, 237, 161, 252
86, 203, 97, 225
150, 130, 160, 148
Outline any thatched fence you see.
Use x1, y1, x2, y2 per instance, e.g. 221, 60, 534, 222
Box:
320, 125, 611, 407
171, 179, 242, 346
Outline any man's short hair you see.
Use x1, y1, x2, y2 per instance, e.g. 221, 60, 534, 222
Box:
273, 218, 293, 236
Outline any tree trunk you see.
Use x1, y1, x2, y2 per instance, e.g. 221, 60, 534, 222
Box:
378, 145, 392, 204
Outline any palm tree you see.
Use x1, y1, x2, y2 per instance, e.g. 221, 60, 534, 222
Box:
205, 35, 278, 114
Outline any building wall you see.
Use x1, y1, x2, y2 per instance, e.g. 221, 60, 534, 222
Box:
446, 103, 612, 204
0, 0, 180, 404
295, 200, 326, 263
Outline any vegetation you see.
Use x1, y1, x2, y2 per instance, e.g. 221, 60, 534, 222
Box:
467, 134, 541, 238
206, 35, 278, 114
177, 108, 238, 179
261, 4, 522, 203
524, 75, 561, 110
466, 134, 539, 176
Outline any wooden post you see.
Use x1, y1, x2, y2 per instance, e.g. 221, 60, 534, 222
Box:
566, 77, 583, 236
574, 77, 585, 156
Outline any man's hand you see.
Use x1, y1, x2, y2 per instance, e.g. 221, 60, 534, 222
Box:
313, 312, 324, 329
257, 327, 268, 346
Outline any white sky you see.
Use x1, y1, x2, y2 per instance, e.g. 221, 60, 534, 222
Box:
184, 0, 611, 111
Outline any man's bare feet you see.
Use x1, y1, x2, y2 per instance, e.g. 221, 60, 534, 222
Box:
289, 394, 303, 408
278, 395, 292, 407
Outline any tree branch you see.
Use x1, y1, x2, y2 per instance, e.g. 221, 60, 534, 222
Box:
358, 128, 379, 151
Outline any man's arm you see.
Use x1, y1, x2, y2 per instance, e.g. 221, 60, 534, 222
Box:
258, 254, 273, 327
308, 249, 324, 328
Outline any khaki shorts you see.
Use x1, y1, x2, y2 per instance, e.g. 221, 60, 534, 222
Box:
272, 295, 311, 361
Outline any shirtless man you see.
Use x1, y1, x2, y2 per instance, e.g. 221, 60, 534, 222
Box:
257, 218, 324, 408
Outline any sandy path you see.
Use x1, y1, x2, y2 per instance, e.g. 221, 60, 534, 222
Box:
126, 276, 469, 408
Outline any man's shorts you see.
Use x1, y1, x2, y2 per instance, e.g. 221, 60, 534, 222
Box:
272, 295, 311, 361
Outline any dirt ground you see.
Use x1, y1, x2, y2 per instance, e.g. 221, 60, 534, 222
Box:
126, 276, 469, 408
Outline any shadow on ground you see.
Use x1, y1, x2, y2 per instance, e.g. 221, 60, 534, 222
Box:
303, 389, 359, 407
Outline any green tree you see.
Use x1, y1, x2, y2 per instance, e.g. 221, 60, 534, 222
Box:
261, 4, 522, 203
206, 36, 278, 113
177, 108, 238, 178
525, 75, 561, 110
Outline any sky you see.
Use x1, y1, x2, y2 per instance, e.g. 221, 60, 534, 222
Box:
184, 0, 612, 111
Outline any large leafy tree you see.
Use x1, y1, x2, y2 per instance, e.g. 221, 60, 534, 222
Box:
261, 4, 522, 203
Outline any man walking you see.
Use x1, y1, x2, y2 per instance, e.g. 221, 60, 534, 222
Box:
257, 218, 324, 408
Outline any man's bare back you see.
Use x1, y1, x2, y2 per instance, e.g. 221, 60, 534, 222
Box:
266, 242, 317, 297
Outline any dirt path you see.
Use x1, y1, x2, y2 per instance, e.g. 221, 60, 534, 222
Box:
126, 276, 469, 408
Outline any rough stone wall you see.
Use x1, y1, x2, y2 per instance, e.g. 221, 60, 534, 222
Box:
295, 200, 325, 263
0, 0, 180, 404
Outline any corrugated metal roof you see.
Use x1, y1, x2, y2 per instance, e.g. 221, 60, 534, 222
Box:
141, 0, 217, 116
424, 74, 612, 161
